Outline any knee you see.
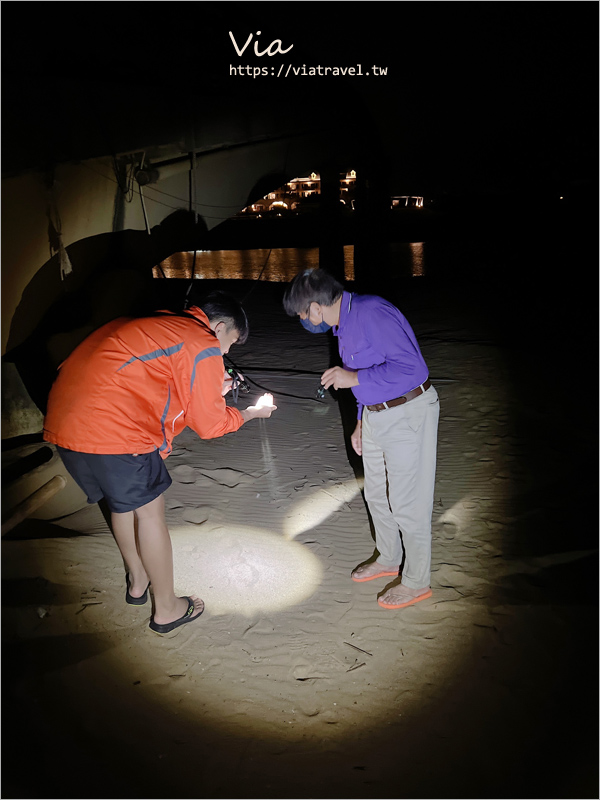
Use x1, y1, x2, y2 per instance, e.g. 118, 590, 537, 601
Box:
134, 494, 165, 520
364, 488, 390, 510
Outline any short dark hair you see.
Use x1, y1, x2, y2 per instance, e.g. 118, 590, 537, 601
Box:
187, 288, 249, 344
283, 269, 344, 316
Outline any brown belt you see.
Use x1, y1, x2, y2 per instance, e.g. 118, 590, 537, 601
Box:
366, 379, 431, 412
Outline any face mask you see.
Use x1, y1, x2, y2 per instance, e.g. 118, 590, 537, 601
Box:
300, 317, 331, 334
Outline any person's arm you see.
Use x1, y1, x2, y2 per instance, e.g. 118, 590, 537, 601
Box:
319, 367, 362, 451
239, 401, 277, 423
320, 366, 359, 390
318, 301, 421, 393
353, 304, 427, 392
184, 351, 246, 438
351, 419, 362, 456
186, 354, 277, 437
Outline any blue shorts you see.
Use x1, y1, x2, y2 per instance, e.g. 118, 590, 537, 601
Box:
56, 447, 172, 513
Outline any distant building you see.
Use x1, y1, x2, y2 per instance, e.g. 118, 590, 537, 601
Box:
240, 175, 426, 217
391, 196, 424, 209
240, 170, 357, 215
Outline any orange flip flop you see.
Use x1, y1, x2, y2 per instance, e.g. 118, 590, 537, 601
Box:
378, 589, 433, 609
352, 567, 399, 583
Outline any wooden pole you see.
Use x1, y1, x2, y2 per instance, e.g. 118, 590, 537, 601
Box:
1, 475, 67, 537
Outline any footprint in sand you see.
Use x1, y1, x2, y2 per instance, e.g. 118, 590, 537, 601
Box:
165, 498, 184, 510
200, 467, 257, 488
181, 507, 211, 525
229, 561, 260, 586
170, 465, 197, 483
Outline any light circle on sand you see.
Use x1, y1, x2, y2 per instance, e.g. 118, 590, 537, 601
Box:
283, 478, 363, 539
171, 524, 324, 616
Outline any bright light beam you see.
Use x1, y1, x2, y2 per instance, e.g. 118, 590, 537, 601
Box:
282, 478, 364, 540
171, 524, 323, 616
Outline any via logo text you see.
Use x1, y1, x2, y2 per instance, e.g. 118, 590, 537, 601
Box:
229, 31, 293, 57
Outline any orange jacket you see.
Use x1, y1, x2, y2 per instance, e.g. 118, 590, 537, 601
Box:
43, 307, 244, 457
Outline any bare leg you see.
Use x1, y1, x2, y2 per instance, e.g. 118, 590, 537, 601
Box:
110, 508, 149, 599
134, 495, 203, 625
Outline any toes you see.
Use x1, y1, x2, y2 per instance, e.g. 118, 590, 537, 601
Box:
190, 597, 205, 617
383, 590, 408, 604
356, 563, 381, 576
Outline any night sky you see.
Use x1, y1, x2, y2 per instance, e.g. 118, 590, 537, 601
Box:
2, 2, 597, 201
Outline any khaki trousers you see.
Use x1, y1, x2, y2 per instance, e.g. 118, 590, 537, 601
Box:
361, 385, 439, 589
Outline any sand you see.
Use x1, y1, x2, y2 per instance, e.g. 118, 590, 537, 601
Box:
2, 278, 597, 800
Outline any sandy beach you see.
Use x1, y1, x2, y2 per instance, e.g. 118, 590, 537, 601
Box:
2, 272, 597, 800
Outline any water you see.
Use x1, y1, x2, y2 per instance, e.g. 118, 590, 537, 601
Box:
156, 242, 430, 282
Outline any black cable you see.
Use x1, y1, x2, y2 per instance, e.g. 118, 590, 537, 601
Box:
223, 354, 324, 403
111, 156, 135, 202
82, 161, 249, 221
222, 366, 323, 376
241, 248, 273, 305
184, 249, 198, 299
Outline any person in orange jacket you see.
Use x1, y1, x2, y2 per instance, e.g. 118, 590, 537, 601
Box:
43, 289, 277, 634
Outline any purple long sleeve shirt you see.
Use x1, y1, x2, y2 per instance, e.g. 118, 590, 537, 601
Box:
333, 292, 429, 420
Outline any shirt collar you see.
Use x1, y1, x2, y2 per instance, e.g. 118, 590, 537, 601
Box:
334, 291, 353, 336
186, 305, 212, 331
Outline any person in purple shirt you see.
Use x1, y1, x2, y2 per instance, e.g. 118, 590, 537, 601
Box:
284, 269, 440, 609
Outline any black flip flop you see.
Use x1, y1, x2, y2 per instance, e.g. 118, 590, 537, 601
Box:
125, 573, 150, 606
149, 597, 204, 634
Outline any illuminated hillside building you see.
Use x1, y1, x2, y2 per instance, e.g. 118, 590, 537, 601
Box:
241, 171, 424, 216
241, 170, 357, 215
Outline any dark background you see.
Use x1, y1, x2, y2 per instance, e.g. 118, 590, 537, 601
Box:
2, 1, 597, 198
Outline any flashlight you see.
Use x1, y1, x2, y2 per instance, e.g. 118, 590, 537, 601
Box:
226, 367, 250, 406
226, 367, 250, 393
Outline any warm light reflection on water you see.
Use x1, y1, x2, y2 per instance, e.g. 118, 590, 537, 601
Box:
156, 247, 356, 282
388, 241, 426, 277
409, 242, 425, 276
156, 242, 434, 283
